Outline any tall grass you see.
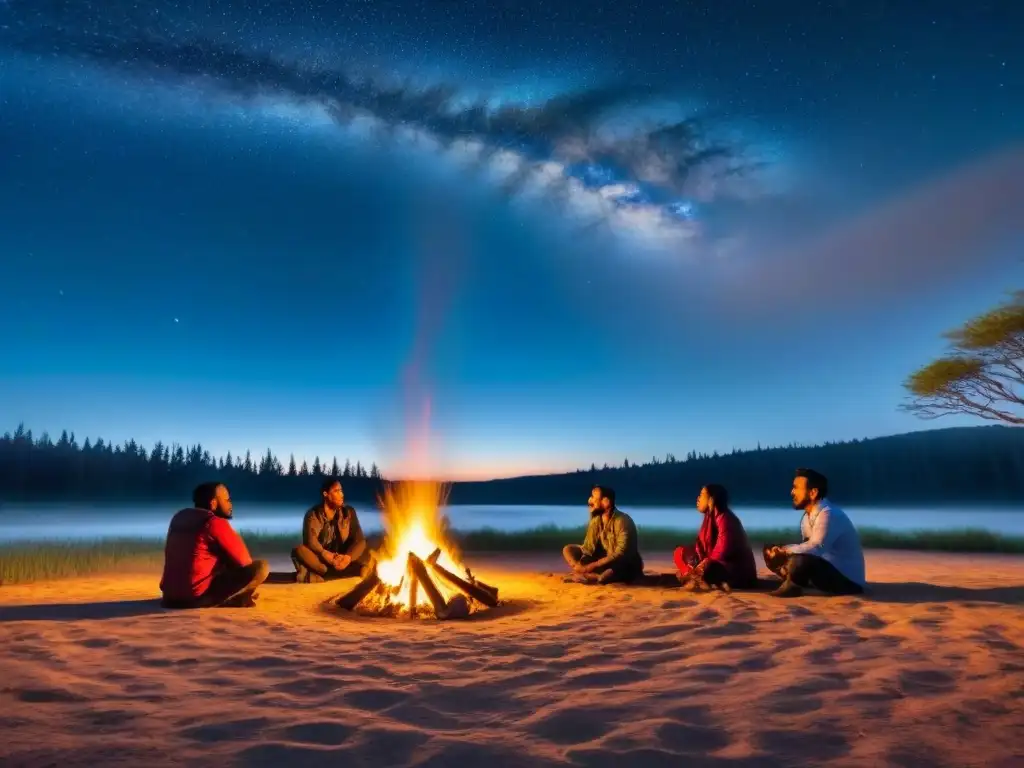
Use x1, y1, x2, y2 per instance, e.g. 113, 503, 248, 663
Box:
2, 526, 1022, 585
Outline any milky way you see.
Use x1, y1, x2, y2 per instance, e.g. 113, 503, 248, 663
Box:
0, 3, 765, 253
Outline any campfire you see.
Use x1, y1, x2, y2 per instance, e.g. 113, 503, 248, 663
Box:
336, 480, 499, 619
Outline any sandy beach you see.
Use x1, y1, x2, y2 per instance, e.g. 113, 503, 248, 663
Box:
2, 550, 1023, 767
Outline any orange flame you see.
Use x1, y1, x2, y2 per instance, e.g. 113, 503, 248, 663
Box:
374, 479, 461, 610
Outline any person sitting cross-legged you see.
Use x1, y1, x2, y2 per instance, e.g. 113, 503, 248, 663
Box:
673, 483, 757, 592
763, 468, 866, 598
562, 485, 644, 585
160, 482, 269, 609
291, 477, 375, 583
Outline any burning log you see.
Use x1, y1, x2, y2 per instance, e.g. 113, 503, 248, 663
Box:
465, 567, 499, 601
407, 568, 419, 619
407, 553, 468, 620
335, 569, 381, 611
428, 560, 499, 608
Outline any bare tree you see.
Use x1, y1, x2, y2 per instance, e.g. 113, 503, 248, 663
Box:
902, 289, 1024, 425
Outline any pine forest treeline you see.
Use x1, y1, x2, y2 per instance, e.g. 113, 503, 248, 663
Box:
1, 423, 1022, 506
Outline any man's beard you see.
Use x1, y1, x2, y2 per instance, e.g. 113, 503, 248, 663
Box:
589, 506, 600, 518
792, 498, 808, 511
214, 507, 233, 519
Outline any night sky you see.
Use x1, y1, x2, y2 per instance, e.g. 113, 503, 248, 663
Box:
1, 0, 1022, 479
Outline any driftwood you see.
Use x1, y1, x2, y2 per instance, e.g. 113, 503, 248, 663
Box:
428, 560, 499, 608
336, 569, 381, 611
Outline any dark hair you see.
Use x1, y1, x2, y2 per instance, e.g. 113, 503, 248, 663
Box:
795, 468, 829, 499
593, 485, 616, 507
703, 483, 730, 511
321, 477, 342, 495
192, 481, 222, 510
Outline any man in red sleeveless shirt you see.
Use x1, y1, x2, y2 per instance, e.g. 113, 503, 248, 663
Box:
160, 482, 269, 608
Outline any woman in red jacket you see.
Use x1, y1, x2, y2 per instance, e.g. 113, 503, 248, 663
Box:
673, 484, 757, 591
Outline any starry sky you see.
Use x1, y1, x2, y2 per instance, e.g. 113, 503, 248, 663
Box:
1, 0, 1022, 479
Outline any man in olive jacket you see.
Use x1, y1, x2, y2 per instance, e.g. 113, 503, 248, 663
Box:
562, 485, 644, 584
291, 478, 375, 583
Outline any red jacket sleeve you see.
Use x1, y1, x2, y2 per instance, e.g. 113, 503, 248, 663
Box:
209, 517, 253, 567
695, 515, 712, 560
708, 513, 735, 564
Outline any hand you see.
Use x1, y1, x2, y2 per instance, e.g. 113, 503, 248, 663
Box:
573, 561, 591, 574
335, 554, 352, 570
693, 559, 708, 577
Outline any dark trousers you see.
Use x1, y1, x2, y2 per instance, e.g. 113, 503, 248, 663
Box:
291, 545, 372, 583
562, 544, 643, 584
162, 560, 270, 609
764, 548, 863, 595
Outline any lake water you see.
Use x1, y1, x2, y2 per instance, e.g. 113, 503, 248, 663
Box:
1, 502, 1022, 542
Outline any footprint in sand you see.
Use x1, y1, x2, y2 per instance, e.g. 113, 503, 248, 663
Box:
660, 599, 698, 610
898, 668, 957, 696
752, 728, 851, 762
15, 687, 87, 704
181, 717, 274, 743
422, 742, 566, 768
656, 721, 733, 753
715, 639, 758, 651
629, 622, 695, 640
526, 705, 622, 744
345, 686, 412, 711
350, 728, 430, 765
693, 620, 756, 638
386, 702, 466, 731
886, 744, 954, 768
685, 663, 737, 685
631, 639, 678, 652
236, 743, 344, 764
76, 708, 140, 728
273, 676, 340, 698
856, 612, 889, 630
230, 655, 298, 670
763, 694, 823, 715
280, 721, 354, 746
736, 652, 776, 672
689, 607, 721, 622
79, 637, 116, 649
568, 667, 650, 688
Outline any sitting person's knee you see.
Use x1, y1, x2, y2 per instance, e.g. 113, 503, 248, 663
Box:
252, 559, 270, 581
562, 544, 580, 562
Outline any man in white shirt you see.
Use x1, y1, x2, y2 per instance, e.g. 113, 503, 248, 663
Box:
763, 468, 866, 598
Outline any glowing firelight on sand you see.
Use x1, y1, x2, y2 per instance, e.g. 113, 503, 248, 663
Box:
373, 479, 462, 611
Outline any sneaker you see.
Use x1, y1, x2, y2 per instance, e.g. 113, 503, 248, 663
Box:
770, 579, 804, 598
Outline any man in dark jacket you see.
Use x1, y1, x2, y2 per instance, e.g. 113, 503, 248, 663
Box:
291, 478, 375, 583
160, 482, 269, 608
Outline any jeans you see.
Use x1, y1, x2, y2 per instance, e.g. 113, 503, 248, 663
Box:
291, 545, 373, 583
562, 544, 643, 584
162, 560, 270, 609
764, 548, 863, 595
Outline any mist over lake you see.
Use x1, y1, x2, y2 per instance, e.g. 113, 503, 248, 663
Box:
1, 502, 1022, 543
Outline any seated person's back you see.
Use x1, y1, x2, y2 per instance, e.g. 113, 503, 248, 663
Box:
160, 482, 268, 608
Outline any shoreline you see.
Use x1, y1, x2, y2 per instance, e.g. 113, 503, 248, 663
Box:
3, 525, 1024, 585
